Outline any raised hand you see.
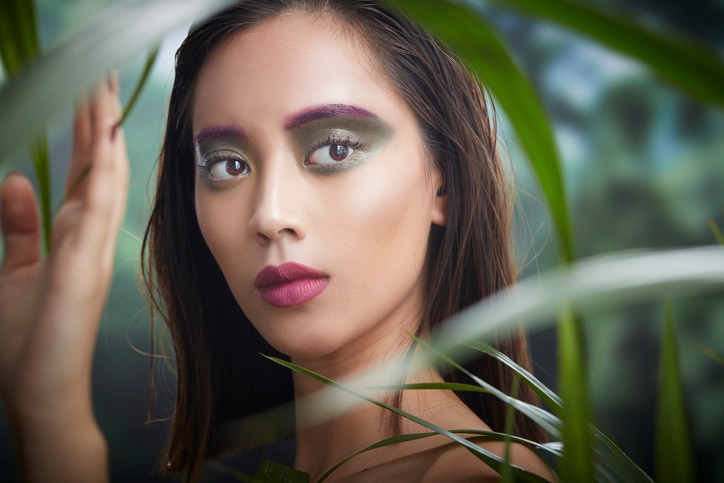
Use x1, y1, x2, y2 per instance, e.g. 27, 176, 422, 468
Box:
0, 74, 129, 482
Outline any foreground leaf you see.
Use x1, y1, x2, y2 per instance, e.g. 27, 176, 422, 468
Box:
252, 460, 309, 483
0, 0, 237, 164
266, 356, 549, 482
484, 0, 724, 109
557, 309, 593, 482
119, 45, 160, 126
709, 218, 724, 246
654, 301, 695, 483
390, 0, 574, 262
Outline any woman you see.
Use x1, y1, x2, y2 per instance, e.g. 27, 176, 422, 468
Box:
0, 0, 554, 481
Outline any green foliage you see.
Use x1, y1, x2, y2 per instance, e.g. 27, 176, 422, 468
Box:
252, 460, 309, 483
483, 0, 724, 109
654, 301, 696, 483
392, 0, 574, 263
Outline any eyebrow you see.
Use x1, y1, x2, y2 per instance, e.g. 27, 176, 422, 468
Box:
194, 125, 245, 144
284, 104, 377, 130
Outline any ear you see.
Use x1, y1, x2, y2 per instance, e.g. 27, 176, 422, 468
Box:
431, 169, 448, 227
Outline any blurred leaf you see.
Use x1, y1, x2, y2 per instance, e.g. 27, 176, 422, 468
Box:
318, 429, 555, 482
266, 355, 549, 482
30, 136, 51, 250
0, 0, 40, 75
0, 1, 52, 250
119, 45, 160, 126
557, 309, 593, 482
251, 460, 309, 483
709, 218, 724, 246
699, 344, 724, 366
0, 0, 237, 165
484, 0, 724, 108
654, 301, 695, 483
390, 0, 574, 263
205, 460, 253, 482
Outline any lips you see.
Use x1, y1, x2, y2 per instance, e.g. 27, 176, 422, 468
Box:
254, 262, 330, 308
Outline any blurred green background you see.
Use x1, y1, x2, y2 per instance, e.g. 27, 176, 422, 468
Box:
1, 0, 722, 481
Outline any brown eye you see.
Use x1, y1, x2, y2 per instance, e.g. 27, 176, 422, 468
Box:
207, 154, 250, 181
308, 142, 355, 166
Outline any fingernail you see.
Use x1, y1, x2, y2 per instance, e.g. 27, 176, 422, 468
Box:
107, 69, 119, 93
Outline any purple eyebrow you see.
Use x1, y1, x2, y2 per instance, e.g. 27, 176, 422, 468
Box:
284, 104, 377, 130
194, 125, 246, 144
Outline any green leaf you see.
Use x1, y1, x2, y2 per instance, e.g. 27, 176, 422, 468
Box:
474, 341, 652, 483
368, 381, 489, 393
654, 300, 695, 483
251, 460, 309, 483
389, 0, 574, 263
0, 0, 237, 165
0, 0, 41, 76
265, 355, 549, 483
483, 0, 724, 109
119, 45, 160, 126
317, 429, 558, 482
557, 308, 594, 482
708, 218, 724, 246
30, 135, 51, 251
699, 344, 724, 366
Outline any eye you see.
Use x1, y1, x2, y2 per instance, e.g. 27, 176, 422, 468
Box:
308, 143, 356, 166
204, 152, 250, 181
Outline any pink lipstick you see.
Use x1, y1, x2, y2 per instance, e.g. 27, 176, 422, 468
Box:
254, 262, 329, 308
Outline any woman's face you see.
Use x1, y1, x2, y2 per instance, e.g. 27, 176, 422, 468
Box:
192, 12, 447, 365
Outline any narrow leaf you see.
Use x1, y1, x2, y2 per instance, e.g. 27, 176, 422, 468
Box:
0, 0, 41, 75
251, 460, 309, 483
484, 0, 724, 108
654, 301, 695, 483
557, 308, 594, 482
30, 135, 51, 251
708, 218, 724, 246
119, 45, 160, 126
699, 344, 724, 366
266, 356, 549, 482
389, 0, 574, 262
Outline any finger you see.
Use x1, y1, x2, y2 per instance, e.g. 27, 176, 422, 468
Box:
77, 75, 127, 259
0, 173, 41, 272
66, 96, 92, 201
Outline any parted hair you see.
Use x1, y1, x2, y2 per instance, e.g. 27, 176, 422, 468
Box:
142, 0, 544, 480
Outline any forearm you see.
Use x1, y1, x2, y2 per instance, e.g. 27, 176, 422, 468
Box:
10, 414, 109, 483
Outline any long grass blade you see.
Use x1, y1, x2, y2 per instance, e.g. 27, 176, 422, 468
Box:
0, 0, 237, 165
251, 460, 309, 483
389, 0, 574, 262
30, 135, 51, 250
484, 0, 724, 108
475, 341, 652, 482
708, 218, 724, 246
317, 429, 558, 482
266, 356, 549, 482
0, 0, 41, 76
0, 0, 52, 250
654, 301, 695, 483
557, 309, 593, 482
119, 45, 160, 126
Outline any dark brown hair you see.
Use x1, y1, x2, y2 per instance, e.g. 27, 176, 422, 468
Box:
142, 0, 544, 479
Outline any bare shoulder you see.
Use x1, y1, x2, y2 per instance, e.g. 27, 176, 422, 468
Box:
421, 441, 556, 482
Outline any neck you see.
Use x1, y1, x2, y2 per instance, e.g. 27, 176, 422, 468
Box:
291, 344, 465, 481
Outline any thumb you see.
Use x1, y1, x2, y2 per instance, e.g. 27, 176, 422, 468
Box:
0, 173, 41, 272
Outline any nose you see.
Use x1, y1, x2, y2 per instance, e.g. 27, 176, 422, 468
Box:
248, 155, 307, 244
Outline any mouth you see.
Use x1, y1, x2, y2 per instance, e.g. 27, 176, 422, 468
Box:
254, 262, 330, 308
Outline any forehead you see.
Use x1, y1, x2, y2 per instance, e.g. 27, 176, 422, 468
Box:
191, 11, 402, 128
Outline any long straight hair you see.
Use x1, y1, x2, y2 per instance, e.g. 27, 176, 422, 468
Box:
142, 0, 544, 479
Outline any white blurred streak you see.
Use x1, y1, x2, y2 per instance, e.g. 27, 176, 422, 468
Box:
0, 0, 236, 164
